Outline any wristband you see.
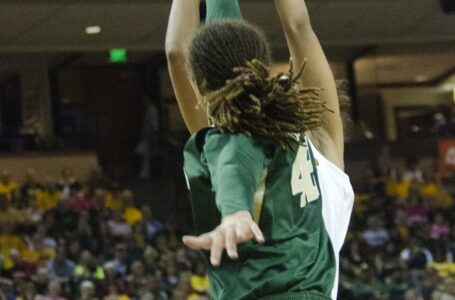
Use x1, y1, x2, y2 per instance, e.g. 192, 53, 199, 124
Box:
205, 0, 243, 23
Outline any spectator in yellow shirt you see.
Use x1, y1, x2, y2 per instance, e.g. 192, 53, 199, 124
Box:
190, 261, 209, 299
122, 190, 142, 226
386, 169, 411, 200
35, 184, 62, 212
105, 187, 123, 211
428, 261, 455, 278
0, 223, 27, 269
420, 170, 453, 208
0, 170, 18, 201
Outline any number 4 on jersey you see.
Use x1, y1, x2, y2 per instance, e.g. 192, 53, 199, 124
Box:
291, 146, 320, 207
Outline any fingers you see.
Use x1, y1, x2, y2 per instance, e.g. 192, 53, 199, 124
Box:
235, 223, 250, 243
183, 219, 266, 267
210, 231, 224, 266
182, 234, 212, 250
233, 221, 265, 244
224, 226, 238, 260
249, 222, 265, 243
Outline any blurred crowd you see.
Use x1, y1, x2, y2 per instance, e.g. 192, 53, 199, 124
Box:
0, 168, 209, 300
2, 153, 455, 300
340, 155, 455, 300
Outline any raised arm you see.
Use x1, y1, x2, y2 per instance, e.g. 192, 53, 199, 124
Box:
274, 0, 345, 169
165, 0, 208, 133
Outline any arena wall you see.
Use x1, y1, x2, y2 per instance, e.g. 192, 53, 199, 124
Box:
0, 151, 98, 183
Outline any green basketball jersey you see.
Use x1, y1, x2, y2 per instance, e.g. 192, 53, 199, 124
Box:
183, 128, 354, 300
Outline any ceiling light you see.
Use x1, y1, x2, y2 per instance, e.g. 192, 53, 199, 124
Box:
85, 26, 101, 35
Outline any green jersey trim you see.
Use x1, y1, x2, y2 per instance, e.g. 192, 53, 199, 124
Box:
252, 168, 268, 224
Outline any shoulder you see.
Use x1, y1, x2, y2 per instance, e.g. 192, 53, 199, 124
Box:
204, 131, 273, 160
186, 128, 272, 161
204, 130, 255, 150
184, 127, 214, 154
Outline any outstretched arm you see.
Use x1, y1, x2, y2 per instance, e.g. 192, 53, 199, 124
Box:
177, 1, 264, 266
274, 0, 344, 169
183, 132, 266, 266
165, 0, 207, 133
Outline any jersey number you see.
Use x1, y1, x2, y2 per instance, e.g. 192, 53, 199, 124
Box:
291, 146, 320, 207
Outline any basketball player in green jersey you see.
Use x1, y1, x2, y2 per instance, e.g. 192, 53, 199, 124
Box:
166, 0, 354, 299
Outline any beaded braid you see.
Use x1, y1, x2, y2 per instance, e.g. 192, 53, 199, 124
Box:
199, 59, 333, 148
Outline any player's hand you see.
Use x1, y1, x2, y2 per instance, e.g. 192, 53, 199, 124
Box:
182, 210, 265, 267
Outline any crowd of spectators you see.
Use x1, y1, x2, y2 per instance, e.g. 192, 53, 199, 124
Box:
339, 156, 455, 300
2, 153, 455, 300
0, 168, 209, 300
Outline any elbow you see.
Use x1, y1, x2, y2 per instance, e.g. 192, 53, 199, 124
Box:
166, 49, 183, 61
165, 47, 186, 64
166, 49, 186, 64
165, 39, 187, 62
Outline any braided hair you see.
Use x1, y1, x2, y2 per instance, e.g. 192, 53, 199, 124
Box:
189, 21, 333, 148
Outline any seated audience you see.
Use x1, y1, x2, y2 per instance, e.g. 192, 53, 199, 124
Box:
0, 158, 452, 299
71, 186, 98, 212
126, 260, 148, 297
46, 245, 75, 284
43, 280, 66, 300
79, 280, 97, 300
143, 206, 164, 242
97, 262, 127, 297
108, 211, 132, 238
122, 190, 143, 226
400, 238, 433, 270
56, 168, 81, 199
362, 216, 390, 248
21, 168, 42, 202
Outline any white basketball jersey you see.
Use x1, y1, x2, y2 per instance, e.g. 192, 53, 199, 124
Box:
307, 138, 355, 299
